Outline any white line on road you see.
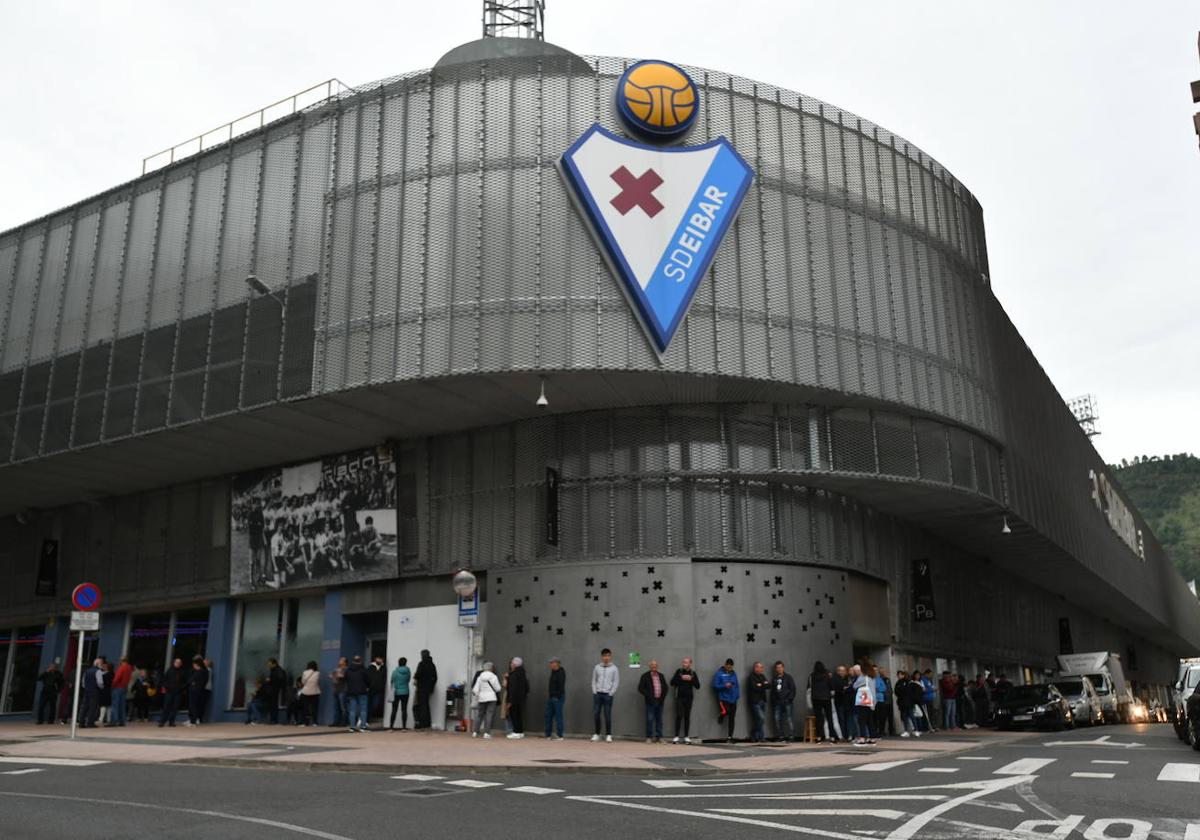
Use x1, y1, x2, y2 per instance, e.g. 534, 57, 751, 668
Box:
1042, 735, 1142, 748
0, 757, 107, 767
917, 768, 959, 774
1158, 763, 1200, 783
643, 772, 849, 787
0, 792, 354, 840
1091, 760, 1129, 765
567, 795, 866, 839
853, 760, 916, 772
506, 786, 564, 795
955, 756, 991, 761
883, 775, 1032, 840
0, 769, 43, 775
1185, 824, 1200, 839
390, 774, 444, 781
444, 779, 504, 789
711, 808, 905, 819
994, 758, 1056, 775
1070, 772, 1114, 779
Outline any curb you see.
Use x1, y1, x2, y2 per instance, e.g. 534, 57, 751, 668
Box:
175, 757, 724, 776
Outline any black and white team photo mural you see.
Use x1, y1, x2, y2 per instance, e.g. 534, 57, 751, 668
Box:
230, 445, 399, 594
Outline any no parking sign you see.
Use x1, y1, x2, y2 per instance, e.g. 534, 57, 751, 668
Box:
71, 582, 102, 611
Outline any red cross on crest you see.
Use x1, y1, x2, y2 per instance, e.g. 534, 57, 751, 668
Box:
610, 166, 663, 218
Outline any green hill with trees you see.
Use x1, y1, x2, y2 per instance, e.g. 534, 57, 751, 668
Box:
1111, 453, 1200, 586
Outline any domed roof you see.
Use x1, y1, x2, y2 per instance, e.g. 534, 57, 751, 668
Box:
433, 36, 592, 76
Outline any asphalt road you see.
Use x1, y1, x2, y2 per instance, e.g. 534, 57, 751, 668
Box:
1, 723, 1197, 839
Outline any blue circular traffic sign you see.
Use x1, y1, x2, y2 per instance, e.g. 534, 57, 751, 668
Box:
71, 582, 102, 611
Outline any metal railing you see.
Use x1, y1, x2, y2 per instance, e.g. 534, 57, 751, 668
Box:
142, 78, 354, 175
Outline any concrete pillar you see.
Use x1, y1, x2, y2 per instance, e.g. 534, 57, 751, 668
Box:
205, 599, 238, 722
97, 612, 126, 664
318, 590, 345, 725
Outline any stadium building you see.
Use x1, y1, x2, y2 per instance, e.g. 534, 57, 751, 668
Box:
0, 8, 1197, 736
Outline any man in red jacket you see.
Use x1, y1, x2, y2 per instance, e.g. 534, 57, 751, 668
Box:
110, 656, 133, 727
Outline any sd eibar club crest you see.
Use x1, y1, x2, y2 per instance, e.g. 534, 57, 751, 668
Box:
559, 60, 754, 354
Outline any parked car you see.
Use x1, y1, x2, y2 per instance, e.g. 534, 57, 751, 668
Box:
1185, 689, 1200, 750
1173, 663, 1200, 741
1052, 676, 1103, 727
994, 684, 1074, 731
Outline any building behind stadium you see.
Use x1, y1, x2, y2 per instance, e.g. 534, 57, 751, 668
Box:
0, 6, 1196, 735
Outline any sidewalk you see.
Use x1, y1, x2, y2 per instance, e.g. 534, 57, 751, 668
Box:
0, 722, 1035, 775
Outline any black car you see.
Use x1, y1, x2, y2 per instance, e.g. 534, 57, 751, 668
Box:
994, 684, 1074, 731
1184, 688, 1200, 750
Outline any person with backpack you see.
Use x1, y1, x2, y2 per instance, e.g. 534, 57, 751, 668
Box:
669, 656, 700, 744
713, 658, 740, 743
471, 662, 501, 739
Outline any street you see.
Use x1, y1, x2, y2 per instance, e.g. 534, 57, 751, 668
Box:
1, 723, 1197, 839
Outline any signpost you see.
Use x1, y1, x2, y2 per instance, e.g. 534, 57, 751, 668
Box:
68, 583, 102, 741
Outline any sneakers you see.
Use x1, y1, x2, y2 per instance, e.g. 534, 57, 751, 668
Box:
472, 731, 478, 738
671, 737, 681, 744
683, 736, 692, 745
605, 735, 613, 743
591, 734, 601, 742
552, 735, 564, 741
506, 732, 524, 739
900, 731, 911, 738
483, 732, 492, 739
914, 730, 923, 737
645, 738, 653, 744
348, 727, 357, 733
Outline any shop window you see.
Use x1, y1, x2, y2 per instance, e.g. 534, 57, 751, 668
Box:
1, 626, 45, 714
230, 596, 323, 709
126, 613, 172, 672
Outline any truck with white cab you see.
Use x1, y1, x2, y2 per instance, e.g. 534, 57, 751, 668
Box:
1057, 652, 1134, 724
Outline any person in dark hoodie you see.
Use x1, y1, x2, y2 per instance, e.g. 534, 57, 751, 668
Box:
831, 664, 855, 742
269, 658, 290, 724
413, 650, 437, 729
344, 654, 371, 732
670, 656, 700, 744
186, 656, 209, 726
504, 657, 529, 739
747, 661, 771, 743
367, 656, 386, 723
771, 661, 798, 742
808, 661, 835, 742
81, 659, 101, 728
158, 658, 187, 727
36, 663, 64, 725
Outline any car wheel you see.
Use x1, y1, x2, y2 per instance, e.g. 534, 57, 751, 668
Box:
1052, 711, 1066, 732
1189, 717, 1200, 751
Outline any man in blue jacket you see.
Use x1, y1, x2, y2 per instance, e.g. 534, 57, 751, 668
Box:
712, 658, 740, 743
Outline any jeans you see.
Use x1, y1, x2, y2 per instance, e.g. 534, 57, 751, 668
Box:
37, 689, 57, 724
836, 704, 854, 740
159, 691, 181, 726
750, 701, 767, 742
901, 708, 918, 733
920, 701, 936, 730
773, 701, 795, 740
302, 694, 319, 725
509, 702, 525, 734
347, 694, 369, 729
812, 698, 834, 740
345, 694, 368, 729
246, 699, 265, 723
943, 698, 957, 730
188, 689, 205, 724
593, 692, 614, 735
110, 691, 127, 726
674, 696, 693, 738
855, 705, 875, 739
335, 692, 348, 727
390, 694, 409, 729
475, 701, 496, 735
544, 696, 564, 737
644, 702, 664, 739
875, 701, 894, 736
721, 700, 738, 739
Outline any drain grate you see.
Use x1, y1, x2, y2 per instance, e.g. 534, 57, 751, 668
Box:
532, 758, 581, 764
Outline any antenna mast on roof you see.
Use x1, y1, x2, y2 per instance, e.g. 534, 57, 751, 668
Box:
483, 0, 545, 40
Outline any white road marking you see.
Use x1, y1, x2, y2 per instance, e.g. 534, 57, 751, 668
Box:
642, 775, 845, 789
853, 760, 916, 772
390, 774, 445, 781
506, 785, 564, 795
883, 775, 1032, 840
955, 756, 991, 761
711, 808, 905, 819
1070, 772, 1115, 779
917, 768, 959, 774
1, 769, 43, 775
994, 758, 1056, 775
567, 795, 866, 839
0, 791, 354, 839
0, 757, 107, 767
444, 779, 504, 789
1042, 735, 1142, 748
1185, 824, 1200, 839
1158, 763, 1200, 783
1091, 760, 1128, 765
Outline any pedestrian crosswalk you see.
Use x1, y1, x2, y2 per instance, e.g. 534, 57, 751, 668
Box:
845, 754, 1200, 787
388, 774, 564, 795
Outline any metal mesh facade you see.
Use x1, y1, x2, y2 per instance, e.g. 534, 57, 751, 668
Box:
0, 54, 996, 467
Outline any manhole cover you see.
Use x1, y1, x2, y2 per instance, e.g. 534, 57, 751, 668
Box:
389, 787, 458, 797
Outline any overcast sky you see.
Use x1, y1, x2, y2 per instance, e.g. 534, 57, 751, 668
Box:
1, 1, 1196, 464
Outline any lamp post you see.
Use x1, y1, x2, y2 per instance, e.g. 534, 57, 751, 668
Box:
245, 274, 284, 310
453, 570, 479, 730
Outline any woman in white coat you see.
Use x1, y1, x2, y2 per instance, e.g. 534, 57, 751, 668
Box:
472, 662, 502, 739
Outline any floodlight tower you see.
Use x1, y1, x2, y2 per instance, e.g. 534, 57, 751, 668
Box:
1068, 394, 1101, 439
483, 0, 545, 40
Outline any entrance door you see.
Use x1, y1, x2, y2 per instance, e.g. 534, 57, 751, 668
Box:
366, 635, 387, 664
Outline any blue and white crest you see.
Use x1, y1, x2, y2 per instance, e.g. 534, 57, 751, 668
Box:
559, 125, 754, 354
